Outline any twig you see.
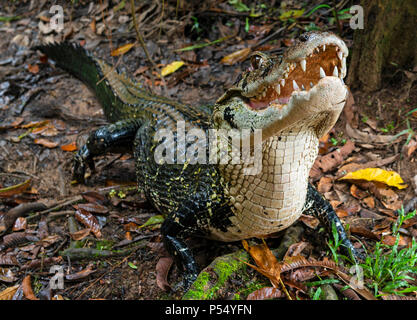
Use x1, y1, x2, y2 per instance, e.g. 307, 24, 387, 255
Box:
130, 0, 155, 67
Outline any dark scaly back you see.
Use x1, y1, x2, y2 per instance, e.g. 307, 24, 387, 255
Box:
33, 42, 212, 130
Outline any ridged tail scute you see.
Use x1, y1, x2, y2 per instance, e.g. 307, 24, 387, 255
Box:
33, 42, 123, 122
33, 42, 103, 92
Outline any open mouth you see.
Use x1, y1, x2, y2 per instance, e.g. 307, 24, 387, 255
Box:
247, 44, 346, 110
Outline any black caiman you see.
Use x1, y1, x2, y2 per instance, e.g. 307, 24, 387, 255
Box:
34, 31, 359, 288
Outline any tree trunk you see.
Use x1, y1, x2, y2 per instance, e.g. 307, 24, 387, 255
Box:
347, 0, 417, 91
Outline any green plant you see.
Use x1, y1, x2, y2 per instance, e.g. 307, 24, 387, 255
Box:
190, 16, 201, 34
393, 118, 415, 145
360, 208, 417, 296
228, 0, 250, 12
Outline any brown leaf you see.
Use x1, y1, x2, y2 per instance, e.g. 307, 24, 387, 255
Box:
0, 253, 19, 265
317, 177, 333, 193
21, 120, 49, 129
343, 89, 358, 128
247, 287, 284, 300
0, 178, 31, 198
22, 275, 39, 300
345, 123, 397, 144
81, 191, 107, 204
111, 43, 135, 56
34, 138, 58, 148
12, 217, 27, 231
350, 184, 368, 199
21, 256, 63, 270
75, 208, 102, 238
27, 64, 39, 74
220, 48, 251, 65
315, 140, 355, 173
0, 285, 19, 300
350, 226, 380, 241
70, 228, 91, 241
362, 196, 375, 209
404, 138, 417, 158
61, 141, 77, 152
381, 235, 408, 246
73, 203, 109, 215
156, 257, 173, 291
31, 123, 58, 136
66, 264, 96, 281
299, 214, 320, 229
242, 240, 282, 287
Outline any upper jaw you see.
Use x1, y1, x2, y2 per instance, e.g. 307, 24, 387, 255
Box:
243, 33, 348, 110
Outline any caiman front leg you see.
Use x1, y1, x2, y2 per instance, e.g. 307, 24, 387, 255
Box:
73, 119, 143, 183
161, 214, 200, 289
303, 183, 363, 262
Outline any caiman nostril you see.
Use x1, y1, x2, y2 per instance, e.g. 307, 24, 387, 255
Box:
299, 33, 309, 42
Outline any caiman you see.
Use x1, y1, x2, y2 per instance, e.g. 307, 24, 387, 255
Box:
34, 31, 359, 288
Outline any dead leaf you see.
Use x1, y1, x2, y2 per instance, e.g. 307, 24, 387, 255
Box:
350, 184, 368, 199
362, 196, 375, 209
0, 285, 19, 300
381, 235, 408, 246
22, 275, 39, 300
61, 141, 77, 152
111, 43, 135, 56
161, 61, 185, 77
404, 138, 417, 158
220, 48, 251, 65
339, 168, 407, 189
156, 257, 173, 291
34, 138, 58, 148
12, 217, 27, 231
0, 178, 31, 198
66, 264, 96, 281
70, 228, 91, 241
74, 203, 108, 215
21, 120, 50, 129
27, 64, 39, 74
317, 177, 333, 193
247, 287, 284, 300
75, 208, 102, 238
345, 123, 397, 144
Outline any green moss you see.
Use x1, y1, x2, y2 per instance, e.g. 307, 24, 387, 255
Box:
182, 250, 250, 300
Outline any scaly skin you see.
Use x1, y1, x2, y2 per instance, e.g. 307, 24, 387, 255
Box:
34, 32, 359, 289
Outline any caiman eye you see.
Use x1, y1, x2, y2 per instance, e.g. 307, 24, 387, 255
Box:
250, 54, 263, 70
249, 52, 271, 71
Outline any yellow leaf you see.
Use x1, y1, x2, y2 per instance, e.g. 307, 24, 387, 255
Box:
111, 43, 135, 56
279, 9, 305, 20
160, 61, 184, 77
0, 285, 19, 300
220, 48, 251, 65
339, 168, 408, 189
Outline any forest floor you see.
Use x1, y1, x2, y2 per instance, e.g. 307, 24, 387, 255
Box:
0, 0, 416, 300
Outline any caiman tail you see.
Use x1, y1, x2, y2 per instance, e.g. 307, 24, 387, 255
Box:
34, 42, 144, 122
34, 42, 210, 125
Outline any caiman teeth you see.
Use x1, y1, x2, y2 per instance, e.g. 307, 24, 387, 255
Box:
319, 67, 326, 78
300, 59, 306, 72
280, 79, 285, 87
333, 66, 339, 77
276, 84, 280, 95
292, 80, 300, 91
322, 44, 326, 51
337, 51, 343, 60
